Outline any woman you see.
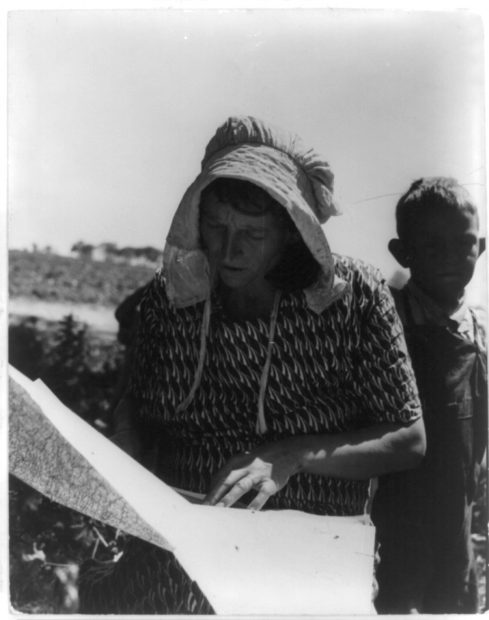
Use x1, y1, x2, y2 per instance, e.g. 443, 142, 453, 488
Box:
80, 115, 425, 613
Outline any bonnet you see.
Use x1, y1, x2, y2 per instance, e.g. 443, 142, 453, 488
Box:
162, 115, 347, 313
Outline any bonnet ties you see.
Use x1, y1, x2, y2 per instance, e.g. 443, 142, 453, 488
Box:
256, 291, 281, 435
176, 291, 281, 437
176, 296, 212, 414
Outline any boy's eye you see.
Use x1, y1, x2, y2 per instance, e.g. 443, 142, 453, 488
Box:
423, 241, 439, 254
459, 236, 477, 248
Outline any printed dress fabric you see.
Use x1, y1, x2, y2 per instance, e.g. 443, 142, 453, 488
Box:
79, 255, 421, 614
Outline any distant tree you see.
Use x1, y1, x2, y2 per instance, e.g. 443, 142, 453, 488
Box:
98, 242, 118, 256
9, 317, 46, 380
69, 241, 160, 264
118, 247, 136, 260
140, 246, 161, 263
42, 315, 89, 400
114, 245, 160, 265
71, 242, 94, 260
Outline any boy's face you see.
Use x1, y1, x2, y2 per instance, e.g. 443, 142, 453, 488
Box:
404, 206, 479, 305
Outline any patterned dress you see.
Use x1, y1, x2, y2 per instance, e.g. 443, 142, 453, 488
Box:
79, 255, 421, 614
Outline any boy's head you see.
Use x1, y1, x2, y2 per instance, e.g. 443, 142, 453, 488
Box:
389, 177, 483, 308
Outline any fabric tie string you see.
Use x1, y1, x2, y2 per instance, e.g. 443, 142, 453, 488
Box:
176, 296, 212, 414
256, 291, 281, 436
176, 290, 282, 438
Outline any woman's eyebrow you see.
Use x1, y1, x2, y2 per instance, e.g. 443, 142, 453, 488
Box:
201, 210, 220, 220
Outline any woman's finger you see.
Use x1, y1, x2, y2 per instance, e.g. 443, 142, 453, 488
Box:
247, 479, 276, 511
203, 467, 249, 505
215, 475, 256, 508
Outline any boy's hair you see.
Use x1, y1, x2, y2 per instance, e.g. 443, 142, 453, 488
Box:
200, 178, 321, 292
396, 177, 478, 241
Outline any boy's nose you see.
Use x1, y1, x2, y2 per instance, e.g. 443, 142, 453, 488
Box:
432, 241, 456, 265
440, 245, 459, 265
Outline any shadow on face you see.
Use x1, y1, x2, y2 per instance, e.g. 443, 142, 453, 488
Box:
199, 178, 320, 293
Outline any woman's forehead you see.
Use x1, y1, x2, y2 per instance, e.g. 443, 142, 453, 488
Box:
200, 192, 281, 223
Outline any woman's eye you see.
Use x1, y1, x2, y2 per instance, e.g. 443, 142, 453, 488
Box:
203, 220, 222, 230
247, 230, 265, 241
460, 237, 476, 249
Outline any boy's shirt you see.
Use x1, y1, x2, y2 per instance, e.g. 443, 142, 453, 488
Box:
393, 279, 485, 347
390, 277, 487, 508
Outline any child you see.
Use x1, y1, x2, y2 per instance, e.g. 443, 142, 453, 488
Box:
372, 177, 487, 614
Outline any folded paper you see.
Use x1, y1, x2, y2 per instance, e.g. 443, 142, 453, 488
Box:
9, 366, 376, 615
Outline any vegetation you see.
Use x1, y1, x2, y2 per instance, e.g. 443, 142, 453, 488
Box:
8, 250, 144, 612
9, 314, 127, 613
71, 241, 161, 264
9, 249, 154, 306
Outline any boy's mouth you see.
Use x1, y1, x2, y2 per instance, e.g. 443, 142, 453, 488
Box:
435, 272, 465, 286
436, 272, 462, 279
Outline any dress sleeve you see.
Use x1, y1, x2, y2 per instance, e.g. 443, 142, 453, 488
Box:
125, 275, 170, 416
353, 276, 422, 426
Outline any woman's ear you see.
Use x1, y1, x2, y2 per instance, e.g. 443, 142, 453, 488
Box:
478, 237, 486, 256
388, 238, 410, 268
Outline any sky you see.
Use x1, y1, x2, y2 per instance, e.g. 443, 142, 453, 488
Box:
6, 7, 487, 303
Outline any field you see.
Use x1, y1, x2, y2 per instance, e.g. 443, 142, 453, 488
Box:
7, 250, 488, 613
9, 249, 155, 306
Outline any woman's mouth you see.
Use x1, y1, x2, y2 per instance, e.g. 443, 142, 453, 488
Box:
221, 265, 244, 272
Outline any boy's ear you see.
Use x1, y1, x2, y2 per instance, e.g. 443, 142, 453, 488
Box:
388, 238, 410, 268
478, 237, 486, 256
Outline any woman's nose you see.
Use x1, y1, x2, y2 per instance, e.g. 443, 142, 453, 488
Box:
222, 230, 242, 261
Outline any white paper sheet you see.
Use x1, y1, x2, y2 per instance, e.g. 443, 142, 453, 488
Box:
9, 365, 376, 615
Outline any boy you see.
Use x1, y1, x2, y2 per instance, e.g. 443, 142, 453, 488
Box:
372, 177, 487, 614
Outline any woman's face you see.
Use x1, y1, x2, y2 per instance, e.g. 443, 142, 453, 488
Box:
200, 191, 291, 292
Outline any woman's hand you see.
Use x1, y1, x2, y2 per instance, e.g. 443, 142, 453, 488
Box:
204, 443, 302, 510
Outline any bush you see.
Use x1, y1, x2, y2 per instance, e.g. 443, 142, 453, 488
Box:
9, 314, 127, 613
9, 477, 126, 613
9, 314, 124, 427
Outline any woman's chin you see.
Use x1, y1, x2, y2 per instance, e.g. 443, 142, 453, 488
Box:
218, 269, 250, 289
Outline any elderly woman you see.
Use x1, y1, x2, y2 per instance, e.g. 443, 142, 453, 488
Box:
80, 116, 425, 614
